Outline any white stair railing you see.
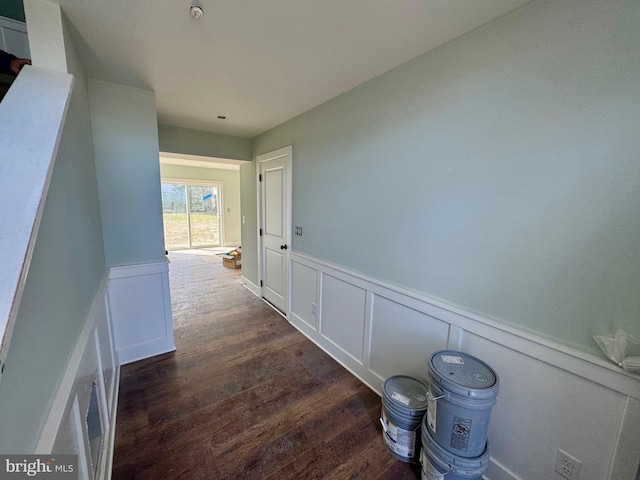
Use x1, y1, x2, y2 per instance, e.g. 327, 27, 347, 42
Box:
0, 66, 73, 382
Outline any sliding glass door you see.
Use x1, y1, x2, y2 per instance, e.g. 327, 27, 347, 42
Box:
162, 181, 223, 250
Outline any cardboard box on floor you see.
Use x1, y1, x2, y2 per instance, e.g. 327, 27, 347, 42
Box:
222, 254, 241, 269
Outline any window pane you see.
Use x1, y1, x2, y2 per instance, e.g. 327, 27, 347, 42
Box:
162, 184, 189, 249
189, 185, 220, 247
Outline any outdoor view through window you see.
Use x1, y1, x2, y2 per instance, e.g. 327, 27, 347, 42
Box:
161, 183, 221, 249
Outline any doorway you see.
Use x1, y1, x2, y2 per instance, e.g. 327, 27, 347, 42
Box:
162, 181, 224, 250
257, 146, 292, 314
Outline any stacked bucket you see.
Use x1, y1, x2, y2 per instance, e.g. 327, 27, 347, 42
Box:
381, 350, 499, 480
381, 375, 429, 463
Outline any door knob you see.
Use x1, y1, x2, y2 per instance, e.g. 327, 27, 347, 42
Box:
280, 244, 288, 250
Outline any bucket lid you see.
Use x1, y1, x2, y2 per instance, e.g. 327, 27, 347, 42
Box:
421, 414, 490, 475
428, 350, 499, 399
382, 375, 429, 412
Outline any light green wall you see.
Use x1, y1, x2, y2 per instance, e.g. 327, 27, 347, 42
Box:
160, 164, 242, 245
0, 0, 25, 23
248, 0, 640, 356
240, 162, 258, 284
158, 124, 252, 161
89, 79, 166, 267
0, 3, 106, 452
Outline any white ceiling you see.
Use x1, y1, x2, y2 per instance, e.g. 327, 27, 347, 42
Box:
56, 0, 529, 139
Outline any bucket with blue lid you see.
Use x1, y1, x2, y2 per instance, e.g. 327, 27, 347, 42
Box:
426, 350, 499, 458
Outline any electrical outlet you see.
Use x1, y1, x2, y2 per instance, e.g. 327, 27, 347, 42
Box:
555, 449, 581, 479
311, 302, 317, 315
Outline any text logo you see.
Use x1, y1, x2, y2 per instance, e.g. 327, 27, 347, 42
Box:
0, 456, 77, 479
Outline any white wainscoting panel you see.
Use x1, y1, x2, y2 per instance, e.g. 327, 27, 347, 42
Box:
288, 252, 640, 480
37, 274, 119, 480
461, 331, 629, 480
609, 397, 640, 480
320, 274, 367, 363
108, 261, 175, 365
290, 260, 318, 331
369, 295, 448, 384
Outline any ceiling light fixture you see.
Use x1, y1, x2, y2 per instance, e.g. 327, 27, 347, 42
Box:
190, 4, 204, 18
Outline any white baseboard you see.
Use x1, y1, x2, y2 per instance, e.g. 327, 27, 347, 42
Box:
241, 276, 260, 297
116, 338, 175, 366
485, 458, 523, 480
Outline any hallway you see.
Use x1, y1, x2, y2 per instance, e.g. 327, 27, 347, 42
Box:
112, 251, 418, 479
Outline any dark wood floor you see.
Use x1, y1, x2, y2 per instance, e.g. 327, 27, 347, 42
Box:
112, 251, 420, 480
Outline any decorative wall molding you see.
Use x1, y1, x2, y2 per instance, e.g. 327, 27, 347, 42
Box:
608, 397, 640, 480
288, 251, 640, 480
291, 252, 640, 400
108, 260, 170, 279
34, 259, 173, 476
108, 260, 175, 365
35, 273, 119, 479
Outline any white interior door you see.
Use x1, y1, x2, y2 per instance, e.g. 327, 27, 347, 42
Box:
258, 147, 291, 313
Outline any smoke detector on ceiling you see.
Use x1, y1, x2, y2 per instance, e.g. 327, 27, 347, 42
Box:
190, 4, 204, 18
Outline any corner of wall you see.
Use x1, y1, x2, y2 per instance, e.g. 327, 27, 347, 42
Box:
23, 0, 67, 72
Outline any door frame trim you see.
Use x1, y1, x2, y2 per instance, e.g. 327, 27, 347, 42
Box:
256, 145, 293, 316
